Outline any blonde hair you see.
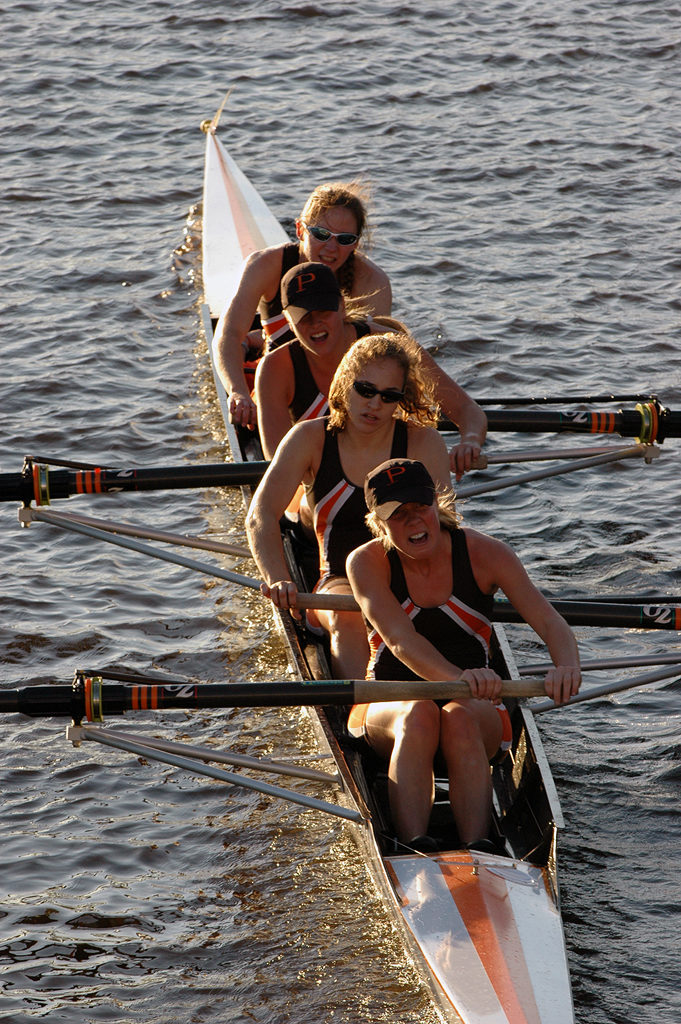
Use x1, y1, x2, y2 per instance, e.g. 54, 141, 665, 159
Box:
327, 332, 440, 431
366, 486, 462, 550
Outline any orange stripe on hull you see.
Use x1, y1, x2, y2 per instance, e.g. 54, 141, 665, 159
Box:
441, 855, 541, 1024
216, 147, 266, 260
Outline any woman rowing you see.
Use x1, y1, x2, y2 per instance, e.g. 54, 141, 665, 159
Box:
256, 261, 487, 479
346, 458, 581, 853
246, 333, 451, 679
213, 181, 391, 431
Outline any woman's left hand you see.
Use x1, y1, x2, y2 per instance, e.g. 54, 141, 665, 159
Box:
449, 441, 483, 481
544, 665, 581, 706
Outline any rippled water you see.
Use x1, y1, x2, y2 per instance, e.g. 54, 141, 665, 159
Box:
2, 2, 681, 1022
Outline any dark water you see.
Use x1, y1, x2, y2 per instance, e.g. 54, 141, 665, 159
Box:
2, 1, 681, 1021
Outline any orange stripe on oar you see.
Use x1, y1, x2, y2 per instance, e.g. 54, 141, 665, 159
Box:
590, 411, 616, 434
75, 468, 103, 494
441, 855, 542, 1024
132, 686, 159, 710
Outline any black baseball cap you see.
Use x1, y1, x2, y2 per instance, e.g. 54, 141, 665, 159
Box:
280, 262, 342, 324
364, 459, 436, 521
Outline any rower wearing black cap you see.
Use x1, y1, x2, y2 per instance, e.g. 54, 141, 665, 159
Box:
346, 458, 581, 853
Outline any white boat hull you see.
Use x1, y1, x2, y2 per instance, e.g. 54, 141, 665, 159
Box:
199, 113, 575, 1024
388, 850, 573, 1024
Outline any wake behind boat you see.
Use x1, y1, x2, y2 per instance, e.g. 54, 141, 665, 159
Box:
200, 115, 575, 1024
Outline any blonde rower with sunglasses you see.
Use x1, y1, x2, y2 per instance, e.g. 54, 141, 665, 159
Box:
246, 333, 451, 679
213, 181, 391, 431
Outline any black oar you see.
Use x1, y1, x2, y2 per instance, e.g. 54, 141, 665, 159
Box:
0, 460, 269, 505
496, 599, 681, 630
474, 393, 658, 407
0, 676, 548, 721
2, 399, 678, 506
441, 400, 681, 443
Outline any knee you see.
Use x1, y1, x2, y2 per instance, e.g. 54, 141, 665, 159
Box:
395, 701, 440, 752
440, 702, 479, 749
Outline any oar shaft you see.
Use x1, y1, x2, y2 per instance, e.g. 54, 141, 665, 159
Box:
441, 402, 680, 443
0, 677, 547, 719
474, 393, 657, 406
494, 599, 681, 630
0, 461, 269, 505
294, 593, 681, 630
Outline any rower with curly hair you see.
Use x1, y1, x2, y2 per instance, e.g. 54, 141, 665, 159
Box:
246, 333, 451, 679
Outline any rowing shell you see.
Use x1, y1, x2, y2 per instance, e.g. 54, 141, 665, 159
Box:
200, 115, 575, 1024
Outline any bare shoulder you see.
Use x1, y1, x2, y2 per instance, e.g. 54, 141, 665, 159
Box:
354, 252, 389, 286
347, 537, 388, 579
240, 243, 289, 292
352, 251, 392, 311
463, 528, 524, 591
405, 422, 446, 453
285, 414, 324, 446
256, 341, 292, 381
464, 527, 513, 560
405, 423, 450, 485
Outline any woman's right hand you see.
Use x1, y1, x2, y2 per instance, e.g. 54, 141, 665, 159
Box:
228, 390, 258, 430
260, 580, 302, 620
459, 667, 503, 702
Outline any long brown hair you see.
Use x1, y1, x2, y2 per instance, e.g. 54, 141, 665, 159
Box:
327, 332, 440, 431
299, 181, 371, 298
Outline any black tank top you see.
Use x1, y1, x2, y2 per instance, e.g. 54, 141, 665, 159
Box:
307, 418, 408, 580
259, 243, 300, 351
367, 529, 493, 679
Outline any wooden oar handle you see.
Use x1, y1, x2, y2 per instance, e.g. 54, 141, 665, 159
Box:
295, 592, 359, 611
355, 679, 547, 701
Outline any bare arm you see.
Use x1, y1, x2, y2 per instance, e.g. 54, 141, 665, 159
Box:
467, 531, 581, 705
245, 420, 322, 615
254, 347, 295, 460
212, 247, 286, 430
347, 541, 501, 699
418, 350, 487, 481
405, 424, 452, 493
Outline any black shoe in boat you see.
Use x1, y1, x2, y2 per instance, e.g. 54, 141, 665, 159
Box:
409, 834, 440, 853
466, 838, 498, 854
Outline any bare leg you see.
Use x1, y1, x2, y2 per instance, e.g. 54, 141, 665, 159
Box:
439, 699, 503, 845
365, 700, 440, 841
314, 578, 370, 679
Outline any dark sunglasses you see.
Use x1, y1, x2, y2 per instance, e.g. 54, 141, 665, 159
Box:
353, 380, 405, 404
304, 222, 359, 246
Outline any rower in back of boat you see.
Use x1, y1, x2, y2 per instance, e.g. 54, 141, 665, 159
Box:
212, 181, 391, 432
345, 458, 581, 853
256, 261, 487, 480
246, 333, 451, 679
